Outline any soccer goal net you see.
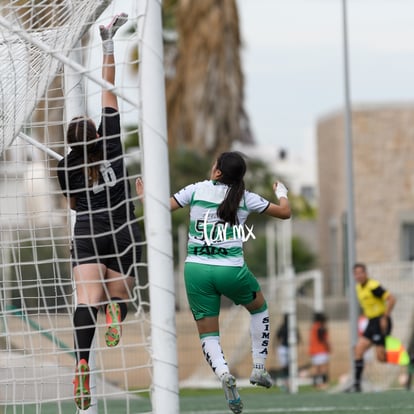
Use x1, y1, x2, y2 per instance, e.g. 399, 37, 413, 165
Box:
0, 1, 177, 413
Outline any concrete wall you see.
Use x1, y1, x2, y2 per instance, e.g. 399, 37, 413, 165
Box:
317, 104, 414, 294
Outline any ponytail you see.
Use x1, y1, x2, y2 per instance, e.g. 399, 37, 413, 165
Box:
216, 152, 246, 225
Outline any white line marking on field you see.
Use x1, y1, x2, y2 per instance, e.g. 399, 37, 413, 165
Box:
182, 407, 414, 414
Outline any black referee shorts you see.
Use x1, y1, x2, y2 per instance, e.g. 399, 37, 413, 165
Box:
363, 315, 392, 346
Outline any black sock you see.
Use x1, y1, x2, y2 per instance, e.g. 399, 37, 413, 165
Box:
73, 305, 98, 363
109, 297, 128, 321
355, 359, 364, 385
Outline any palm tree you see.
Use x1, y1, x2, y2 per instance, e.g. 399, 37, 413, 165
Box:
165, 0, 254, 155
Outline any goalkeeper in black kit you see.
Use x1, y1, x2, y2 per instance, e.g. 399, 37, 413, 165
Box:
57, 13, 141, 410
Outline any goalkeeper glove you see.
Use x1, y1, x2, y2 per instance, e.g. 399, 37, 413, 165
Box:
100, 12, 128, 55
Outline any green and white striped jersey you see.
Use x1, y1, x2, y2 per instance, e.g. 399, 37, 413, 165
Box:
173, 180, 270, 266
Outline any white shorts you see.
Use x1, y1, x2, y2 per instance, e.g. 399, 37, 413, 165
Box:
311, 353, 329, 366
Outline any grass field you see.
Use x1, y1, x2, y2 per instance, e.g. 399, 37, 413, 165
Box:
2, 387, 414, 414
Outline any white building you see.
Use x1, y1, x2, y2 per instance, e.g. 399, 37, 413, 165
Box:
232, 142, 317, 205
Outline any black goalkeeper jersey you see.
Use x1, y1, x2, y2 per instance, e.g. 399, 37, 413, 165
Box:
57, 107, 134, 224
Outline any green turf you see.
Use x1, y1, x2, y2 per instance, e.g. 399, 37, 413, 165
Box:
2, 388, 414, 414
180, 387, 414, 414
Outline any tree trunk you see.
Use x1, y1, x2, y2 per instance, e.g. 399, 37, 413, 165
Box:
166, 0, 254, 156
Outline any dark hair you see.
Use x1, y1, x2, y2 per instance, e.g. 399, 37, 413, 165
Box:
216, 152, 246, 225
67, 116, 102, 187
313, 312, 327, 323
353, 262, 366, 272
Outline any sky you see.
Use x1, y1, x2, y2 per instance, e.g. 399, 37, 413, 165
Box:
89, 0, 414, 187
237, 0, 414, 176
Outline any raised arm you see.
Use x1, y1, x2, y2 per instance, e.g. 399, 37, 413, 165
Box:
263, 181, 292, 219
99, 13, 128, 110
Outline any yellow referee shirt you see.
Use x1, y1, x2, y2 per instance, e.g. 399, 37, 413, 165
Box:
356, 278, 389, 319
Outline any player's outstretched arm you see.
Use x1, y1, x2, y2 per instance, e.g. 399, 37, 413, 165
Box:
263, 181, 291, 219
99, 13, 128, 110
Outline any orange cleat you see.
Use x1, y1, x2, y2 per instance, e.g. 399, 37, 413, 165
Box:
105, 302, 122, 347
73, 358, 91, 410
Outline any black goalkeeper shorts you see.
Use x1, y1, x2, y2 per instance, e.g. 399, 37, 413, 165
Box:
71, 219, 141, 276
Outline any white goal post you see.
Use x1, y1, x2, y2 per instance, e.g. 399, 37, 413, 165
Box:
0, 1, 178, 413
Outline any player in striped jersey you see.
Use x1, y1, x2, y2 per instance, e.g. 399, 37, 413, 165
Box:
140, 151, 291, 413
